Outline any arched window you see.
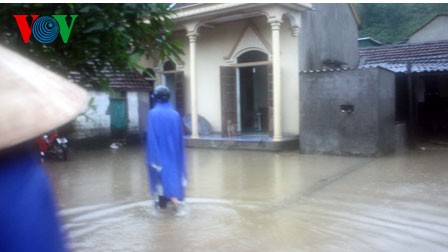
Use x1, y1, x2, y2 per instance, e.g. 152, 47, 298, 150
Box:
143, 68, 156, 80
237, 50, 268, 64
163, 60, 176, 71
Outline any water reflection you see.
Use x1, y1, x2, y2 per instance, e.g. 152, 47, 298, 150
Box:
46, 147, 448, 252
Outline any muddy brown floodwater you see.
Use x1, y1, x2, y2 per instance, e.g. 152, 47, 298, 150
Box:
45, 146, 448, 252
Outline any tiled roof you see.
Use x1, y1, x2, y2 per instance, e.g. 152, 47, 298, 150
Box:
106, 70, 152, 90
69, 69, 152, 91
359, 40, 448, 73
300, 67, 357, 73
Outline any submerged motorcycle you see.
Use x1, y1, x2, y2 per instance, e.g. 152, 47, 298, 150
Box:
37, 130, 69, 161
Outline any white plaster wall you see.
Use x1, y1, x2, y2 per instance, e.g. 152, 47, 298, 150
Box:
127, 91, 140, 133
408, 16, 448, 44
138, 92, 150, 134
72, 90, 111, 138
196, 22, 245, 132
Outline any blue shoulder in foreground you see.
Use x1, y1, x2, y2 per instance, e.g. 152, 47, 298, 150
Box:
0, 150, 67, 252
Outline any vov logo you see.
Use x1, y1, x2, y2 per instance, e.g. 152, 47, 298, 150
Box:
13, 15, 78, 44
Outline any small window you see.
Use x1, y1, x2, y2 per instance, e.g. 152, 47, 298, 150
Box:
163, 60, 176, 71
237, 50, 268, 64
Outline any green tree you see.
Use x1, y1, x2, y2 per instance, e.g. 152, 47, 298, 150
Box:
0, 3, 184, 89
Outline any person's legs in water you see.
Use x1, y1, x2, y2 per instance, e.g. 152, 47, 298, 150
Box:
170, 197, 180, 207
158, 196, 169, 209
170, 197, 187, 216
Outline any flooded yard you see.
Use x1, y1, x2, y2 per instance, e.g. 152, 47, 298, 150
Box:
46, 146, 448, 252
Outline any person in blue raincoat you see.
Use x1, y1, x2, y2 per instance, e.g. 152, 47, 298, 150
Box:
146, 85, 187, 211
0, 45, 88, 251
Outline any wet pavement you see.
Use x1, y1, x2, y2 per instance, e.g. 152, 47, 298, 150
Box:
45, 146, 448, 252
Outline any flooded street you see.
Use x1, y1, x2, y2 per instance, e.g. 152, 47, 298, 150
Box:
46, 146, 448, 252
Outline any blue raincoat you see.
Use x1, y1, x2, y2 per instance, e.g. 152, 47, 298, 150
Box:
146, 102, 187, 201
0, 148, 67, 252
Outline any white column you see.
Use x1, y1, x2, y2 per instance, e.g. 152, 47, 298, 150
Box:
295, 27, 301, 135
188, 32, 199, 138
269, 19, 283, 141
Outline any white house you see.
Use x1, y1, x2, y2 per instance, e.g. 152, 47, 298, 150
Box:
140, 3, 360, 150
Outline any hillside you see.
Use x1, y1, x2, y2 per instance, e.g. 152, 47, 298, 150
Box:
357, 3, 448, 44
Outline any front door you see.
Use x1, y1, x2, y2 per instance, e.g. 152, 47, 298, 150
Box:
109, 97, 127, 141
238, 65, 269, 133
220, 66, 237, 137
220, 64, 272, 136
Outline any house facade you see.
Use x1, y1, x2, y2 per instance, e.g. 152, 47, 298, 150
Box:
141, 3, 360, 146
408, 14, 448, 44
359, 40, 448, 145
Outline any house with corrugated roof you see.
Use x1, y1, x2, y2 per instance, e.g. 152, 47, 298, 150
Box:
359, 15, 448, 146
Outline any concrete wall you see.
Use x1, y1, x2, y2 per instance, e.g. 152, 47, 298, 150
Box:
300, 3, 359, 70
299, 68, 396, 156
408, 15, 448, 44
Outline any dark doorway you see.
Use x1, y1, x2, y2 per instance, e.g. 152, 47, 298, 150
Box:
237, 50, 269, 133
414, 74, 448, 142
238, 66, 268, 132
398, 73, 448, 146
